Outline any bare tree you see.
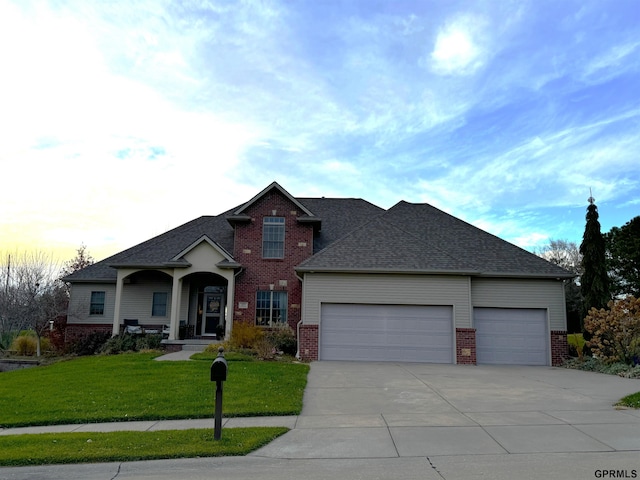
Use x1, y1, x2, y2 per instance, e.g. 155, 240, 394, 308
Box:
535, 239, 582, 275
535, 239, 583, 332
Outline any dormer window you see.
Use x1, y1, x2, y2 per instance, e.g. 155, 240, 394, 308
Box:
263, 217, 285, 258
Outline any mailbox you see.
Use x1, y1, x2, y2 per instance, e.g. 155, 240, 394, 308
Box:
210, 347, 228, 382
210, 346, 227, 440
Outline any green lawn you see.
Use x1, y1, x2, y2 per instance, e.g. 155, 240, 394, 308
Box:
0, 352, 309, 428
0, 427, 288, 466
618, 392, 640, 409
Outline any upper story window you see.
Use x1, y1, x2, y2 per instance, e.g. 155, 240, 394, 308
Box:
152, 292, 168, 317
90, 291, 105, 316
262, 217, 285, 258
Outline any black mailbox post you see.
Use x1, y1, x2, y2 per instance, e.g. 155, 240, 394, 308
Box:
210, 347, 228, 440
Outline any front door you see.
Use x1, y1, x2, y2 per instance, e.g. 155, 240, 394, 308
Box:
202, 293, 224, 336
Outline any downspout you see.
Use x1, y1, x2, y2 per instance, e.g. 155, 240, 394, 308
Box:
295, 272, 304, 360
229, 268, 244, 338
295, 319, 303, 360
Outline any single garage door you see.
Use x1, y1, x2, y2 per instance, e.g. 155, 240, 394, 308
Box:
320, 304, 453, 363
475, 308, 548, 365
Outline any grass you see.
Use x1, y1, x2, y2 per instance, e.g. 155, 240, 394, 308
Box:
0, 352, 309, 428
0, 427, 288, 467
618, 392, 640, 409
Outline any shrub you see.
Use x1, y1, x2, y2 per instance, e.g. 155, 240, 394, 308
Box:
101, 333, 137, 355
265, 325, 297, 355
11, 335, 37, 356
584, 295, 640, 365
68, 331, 111, 356
567, 333, 585, 361
1, 331, 19, 352
254, 337, 277, 360
564, 356, 640, 379
135, 334, 162, 351
100, 333, 162, 355
229, 322, 264, 349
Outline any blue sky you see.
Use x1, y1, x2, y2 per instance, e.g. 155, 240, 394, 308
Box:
1, 0, 638, 262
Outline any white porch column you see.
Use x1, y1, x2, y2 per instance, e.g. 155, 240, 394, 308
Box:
169, 276, 183, 340
225, 277, 235, 338
112, 272, 125, 336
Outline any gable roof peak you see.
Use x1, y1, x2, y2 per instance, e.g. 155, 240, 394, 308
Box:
232, 181, 315, 217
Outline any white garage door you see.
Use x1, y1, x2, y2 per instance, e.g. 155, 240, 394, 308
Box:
475, 308, 548, 365
320, 304, 453, 363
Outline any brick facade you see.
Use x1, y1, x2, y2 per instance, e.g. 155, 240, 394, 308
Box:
232, 190, 314, 334
550, 330, 568, 366
65, 323, 113, 344
456, 328, 477, 365
299, 324, 319, 361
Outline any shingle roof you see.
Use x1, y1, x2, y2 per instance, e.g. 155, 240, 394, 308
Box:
64, 197, 383, 282
64, 214, 236, 282
297, 197, 385, 253
297, 200, 573, 278
65, 187, 571, 283
296, 215, 474, 273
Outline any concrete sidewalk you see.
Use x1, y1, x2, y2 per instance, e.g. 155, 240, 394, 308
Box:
0, 416, 297, 436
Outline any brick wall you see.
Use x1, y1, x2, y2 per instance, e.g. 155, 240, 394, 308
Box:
64, 323, 113, 344
456, 328, 476, 365
299, 324, 318, 361
550, 330, 568, 366
232, 190, 314, 332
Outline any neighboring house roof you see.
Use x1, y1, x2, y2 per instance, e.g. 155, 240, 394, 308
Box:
297, 201, 573, 278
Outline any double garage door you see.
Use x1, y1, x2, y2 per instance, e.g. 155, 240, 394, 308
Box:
320, 304, 454, 363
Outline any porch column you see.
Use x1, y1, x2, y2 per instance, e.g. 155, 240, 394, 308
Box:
112, 272, 125, 336
169, 276, 183, 340
225, 278, 235, 338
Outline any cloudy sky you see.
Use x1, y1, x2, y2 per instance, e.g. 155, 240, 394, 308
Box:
1, 0, 638, 263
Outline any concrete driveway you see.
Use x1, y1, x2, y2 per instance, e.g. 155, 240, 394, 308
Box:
252, 362, 640, 459
2, 362, 639, 480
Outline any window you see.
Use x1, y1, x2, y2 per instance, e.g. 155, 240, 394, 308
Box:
152, 292, 168, 316
256, 291, 287, 326
90, 291, 105, 316
262, 217, 285, 258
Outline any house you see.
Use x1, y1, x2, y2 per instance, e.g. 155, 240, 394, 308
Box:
64, 182, 573, 365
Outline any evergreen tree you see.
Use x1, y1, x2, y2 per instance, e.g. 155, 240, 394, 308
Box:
605, 216, 640, 298
579, 198, 610, 314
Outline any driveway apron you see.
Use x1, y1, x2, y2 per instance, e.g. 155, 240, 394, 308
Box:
251, 362, 640, 459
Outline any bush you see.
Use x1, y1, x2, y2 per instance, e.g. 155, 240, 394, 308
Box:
67, 331, 111, 356
265, 325, 297, 356
254, 337, 277, 359
564, 356, 640, 379
100, 333, 162, 355
584, 296, 640, 365
1, 331, 19, 352
11, 335, 37, 356
229, 322, 264, 349
135, 334, 162, 351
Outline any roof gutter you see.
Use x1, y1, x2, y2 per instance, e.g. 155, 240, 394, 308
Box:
295, 266, 482, 276
295, 266, 574, 280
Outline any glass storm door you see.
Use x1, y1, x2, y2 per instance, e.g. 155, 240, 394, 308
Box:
202, 293, 224, 336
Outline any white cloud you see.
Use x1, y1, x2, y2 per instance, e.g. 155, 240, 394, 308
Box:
429, 14, 489, 76
582, 40, 640, 82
